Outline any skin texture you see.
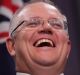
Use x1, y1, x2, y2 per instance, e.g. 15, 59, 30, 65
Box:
6, 2, 71, 75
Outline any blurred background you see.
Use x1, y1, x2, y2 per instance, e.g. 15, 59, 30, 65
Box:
0, 0, 80, 75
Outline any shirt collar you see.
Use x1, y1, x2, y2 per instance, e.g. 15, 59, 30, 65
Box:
16, 72, 64, 75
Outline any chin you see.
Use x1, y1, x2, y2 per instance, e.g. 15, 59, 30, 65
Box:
31, 57, 58, 67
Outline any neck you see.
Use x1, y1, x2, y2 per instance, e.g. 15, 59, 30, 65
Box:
31, 71, 60, 75
30, 65, 62, 75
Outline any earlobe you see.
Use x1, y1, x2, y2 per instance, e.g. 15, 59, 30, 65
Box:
67, 40, 71, 58
6, 37, 16, 56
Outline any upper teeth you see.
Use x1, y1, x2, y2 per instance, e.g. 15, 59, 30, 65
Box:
35, 39, 53, 47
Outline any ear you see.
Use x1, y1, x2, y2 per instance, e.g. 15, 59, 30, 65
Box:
67, 40, 71, 58
6, 37, 16, 56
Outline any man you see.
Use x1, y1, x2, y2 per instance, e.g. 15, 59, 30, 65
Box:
6, 1, 71, 75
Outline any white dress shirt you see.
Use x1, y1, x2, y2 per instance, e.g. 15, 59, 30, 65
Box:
16, 72, 64, 75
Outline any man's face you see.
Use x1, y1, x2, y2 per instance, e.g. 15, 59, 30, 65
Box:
10, 2, 71, 70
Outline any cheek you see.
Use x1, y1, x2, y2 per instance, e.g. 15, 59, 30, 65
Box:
57, 31, 68, 43
21, 29, 36, 42
59, 32, 70, 55
14, 40, 28, 60
56, 31, 69, 54
15, 31, 32, 43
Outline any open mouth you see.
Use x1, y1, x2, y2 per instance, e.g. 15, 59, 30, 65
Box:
33, 39, 56, 47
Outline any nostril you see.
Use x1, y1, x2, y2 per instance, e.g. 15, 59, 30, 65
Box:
38, 30, 53, 35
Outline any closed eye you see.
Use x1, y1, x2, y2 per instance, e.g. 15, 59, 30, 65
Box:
48, 18, 64, 29
52, 24, 63, 29
26, 21, 40, 27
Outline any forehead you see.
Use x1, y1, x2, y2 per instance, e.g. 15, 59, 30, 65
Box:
17, 2, 62, 19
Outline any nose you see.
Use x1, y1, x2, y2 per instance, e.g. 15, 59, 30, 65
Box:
38, 22, 53, 35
